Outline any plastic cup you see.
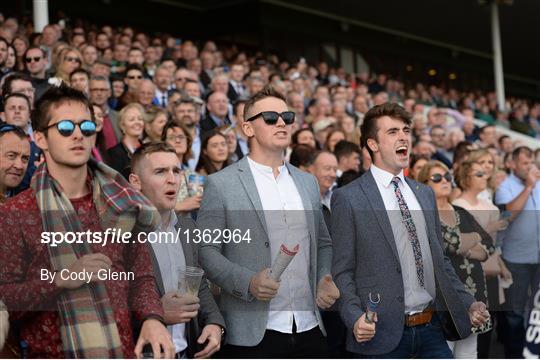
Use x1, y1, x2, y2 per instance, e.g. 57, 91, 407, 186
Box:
177, 266, 204, 296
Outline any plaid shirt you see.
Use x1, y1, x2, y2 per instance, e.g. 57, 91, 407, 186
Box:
0, 189, 164, 358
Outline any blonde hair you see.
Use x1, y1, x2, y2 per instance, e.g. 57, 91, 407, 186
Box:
417, 160, 450, 185
467, 149, 495, 190
55, 46, 83, 83
118, 103, 145, 133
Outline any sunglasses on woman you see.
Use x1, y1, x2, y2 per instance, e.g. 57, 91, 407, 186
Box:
245, 111, 295, 125
430, 172, 453, 183
65, 56, 81, 63
472, 171, 486, 178
44, 120, 97, 137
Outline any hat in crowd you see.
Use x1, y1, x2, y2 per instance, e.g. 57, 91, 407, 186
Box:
313, 118, 335, 133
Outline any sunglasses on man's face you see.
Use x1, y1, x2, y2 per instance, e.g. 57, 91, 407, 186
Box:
25, 56, 42, 63
127, 75, 143, 80
430, 172, 452, 183
245, 111, 295, 125
45, 120, 97, 137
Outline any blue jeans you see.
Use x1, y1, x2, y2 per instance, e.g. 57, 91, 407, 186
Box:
359, 317, 452, 359
503, 262, 540, 358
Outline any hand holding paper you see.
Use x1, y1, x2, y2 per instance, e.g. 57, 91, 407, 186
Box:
269, 244, 299, 281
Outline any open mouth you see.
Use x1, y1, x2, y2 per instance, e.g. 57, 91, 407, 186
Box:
396, 145, 408, 156
71, 146, 85, 151
165, 190, 176, 197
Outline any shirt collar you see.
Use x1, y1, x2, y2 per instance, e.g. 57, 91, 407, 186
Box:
247, 156, 288, 177
370, 164, 406, 188
158, 209, 178, 230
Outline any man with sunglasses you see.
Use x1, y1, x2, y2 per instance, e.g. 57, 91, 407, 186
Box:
198, 85, 339, 357
0, 124, 30, 203
0, 84, 175, 358
331, 103, 489, 358
23, 46, 50, 100
118, 64, 145, 110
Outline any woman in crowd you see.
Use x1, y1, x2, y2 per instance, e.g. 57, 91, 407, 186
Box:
106, 103, 145, 177
452, 159, 512, 358
12, 35, 28, 72
418, 161, 494, 358
338, 115, 360, 145
143, 106, 168, 142
2, 45, 16, 75
195, 129, 229, 176
408, 154, 430, 180
467, 149, 496, 202
324, 128, 346, 152
291, 127, 318, 149
162, 122, 202, 213
53, 46, 83, 84
91, 105, 106, 162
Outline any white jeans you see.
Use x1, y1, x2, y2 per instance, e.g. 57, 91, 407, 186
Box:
447, 333, 478, 359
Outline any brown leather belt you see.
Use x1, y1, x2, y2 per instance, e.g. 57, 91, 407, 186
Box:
404, 307, 434, 327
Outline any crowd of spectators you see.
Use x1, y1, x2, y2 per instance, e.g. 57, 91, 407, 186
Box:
0, 12, 539, 359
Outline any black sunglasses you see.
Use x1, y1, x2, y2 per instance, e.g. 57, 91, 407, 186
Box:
44, 120, 97, 137
25, 56, 42, 63
430, 172, 452, 183
245, 111, 295, 125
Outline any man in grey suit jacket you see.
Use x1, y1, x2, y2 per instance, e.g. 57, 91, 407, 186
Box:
331, 103, 490, 358
198, 86, 340, 358
129, 142, 225, 358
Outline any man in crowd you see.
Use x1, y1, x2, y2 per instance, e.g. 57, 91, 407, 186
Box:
430, 125, 453, 167
198, 86, 339, 357
119, 64, 145, 109
200, 91, 231, 134
153, 65, 173, 108
89, 75, 121, 150
129, 141, 225, 358
331, 102, 489, 357
138, 79, 157, 109
334, 140, 361, 178
476, 124, 497, 149
0, 124, 30, 203
495, 146, 540, 358
0, 84, 174, 358
69, 68, 90, 97
2, 72, 35, 108
228, 63, 246, 101
1, 93, 40, 192
308, 150, 338, 213
173, 96, 202, 170
23, 46, 50, 100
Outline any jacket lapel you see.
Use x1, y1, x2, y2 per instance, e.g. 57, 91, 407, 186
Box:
147, 243, 166, 296
236, 157, 269, 237
361, 170, 400, 263
287, 164, 316, 240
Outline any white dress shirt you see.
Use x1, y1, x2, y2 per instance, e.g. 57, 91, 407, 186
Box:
151, 211, 188, 353
155, 88, 168, 107
247, 156, 318, 333
370, 164, 436, 313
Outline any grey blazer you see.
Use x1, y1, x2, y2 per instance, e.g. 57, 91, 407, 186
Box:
148, 213, 225, 357
197, 157, 333, 346
331, 170, 475, 355
107, 110, 122, 142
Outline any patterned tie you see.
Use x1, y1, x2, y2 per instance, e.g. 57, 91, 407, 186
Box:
391, 176, 425, 288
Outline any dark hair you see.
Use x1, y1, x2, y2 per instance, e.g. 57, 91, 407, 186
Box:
32, 83, 94, 132
498, 134, 510, 146
233, 99, 247, 116
161, 121, 193, 165
1, 72, 32, 97
512, 146, 533, 162
173, 96, 197, 112
360, 102, 412, 159
289, 144, 314, 168
4, 92, 31, 110
195, 129, 229, 175
69, 67, 90, 81
0, 123, 29, 141
334, 140, 360, 161
131, 140, 177, 174
124, 64, 145, 77
291, 128, 317, 148
409, 153, 430, 170
243, 85, 287, 121
479, 124, 495, 135
453, 141, 473, 167
337, 170, 361, 188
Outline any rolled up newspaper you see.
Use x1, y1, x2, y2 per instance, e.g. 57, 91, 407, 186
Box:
269, 244, 299, 281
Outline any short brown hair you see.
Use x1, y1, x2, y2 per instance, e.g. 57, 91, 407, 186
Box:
512, 146, 533, 163
31, 83, 94, 132
455, 159, 481, 190
243, 85, 287, 121
360, 102, 412, 159
161, 121, 193, 165
130, 140, 177, 174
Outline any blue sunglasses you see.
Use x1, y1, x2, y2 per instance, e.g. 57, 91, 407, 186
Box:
44, 120, 97, 137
